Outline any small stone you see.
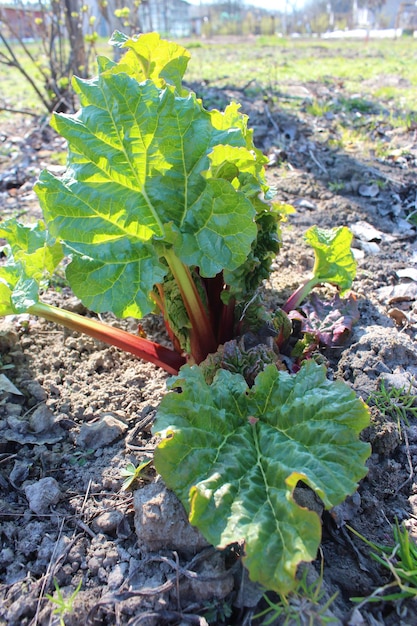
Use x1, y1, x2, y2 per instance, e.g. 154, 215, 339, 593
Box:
97, 567, 108, 583
181, 551, 234, 601
108, 562, 128, 589
388, 308, 408, 326
396, 268, 417, 282
5, 403, 23, 417
29, 404, 55, 433
294, 198, 318, 210
77, 413, 128, 450
350, 220, 393, 243
358, 183, 379, 197
0, 547, 14, 565
92, 511, 124, 536
102, 549, 119, 568
0, 320, 19, 350
9, 460, 31, 488
86, 556, 101, 575
356, 240, 380, 255
24, 477, 61, 515
25, 380, 47, 402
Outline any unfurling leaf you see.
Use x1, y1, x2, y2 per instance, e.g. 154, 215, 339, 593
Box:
295, 292, 360, 347
306, 225, 356, 294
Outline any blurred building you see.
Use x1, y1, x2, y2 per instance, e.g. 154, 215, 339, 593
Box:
353, 0, 416, 29
0, 4, 43, 40
83, 0, 192, 38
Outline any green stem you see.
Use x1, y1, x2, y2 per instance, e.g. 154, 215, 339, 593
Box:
29, 301, 185, 375
164, 248, 217, 363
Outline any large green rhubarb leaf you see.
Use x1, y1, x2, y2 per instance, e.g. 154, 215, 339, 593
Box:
153, 361, 370, 595
34, 35, 262, 319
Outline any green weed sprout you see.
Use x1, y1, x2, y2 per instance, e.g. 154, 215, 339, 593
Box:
349, 520, 417, 604
254, 557, 338, 625
46, 578, 82, 626
202, 599, 233, 623
120, 460, 152, 491
368, 379, 417, 431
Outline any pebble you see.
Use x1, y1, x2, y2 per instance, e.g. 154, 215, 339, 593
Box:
0, 547, 14, 565
87, 556, 101, 576
4, 404, 64, 445
5, 403, 23, 417
388, 307, 408, 326
29, 404, 56, 433
77, 413, 128, 450
107, 562, 128, 589
181, 551, 234, 601
103, 549, 119, 568
358, 182, 379, 197
24, 477, 61, 514
25, 380, 47, 402
92, 510, 124, 536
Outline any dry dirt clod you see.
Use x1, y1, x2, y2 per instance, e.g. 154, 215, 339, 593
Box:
24, 476, 61, 514
134, 481, 210, 556
76, 413, 128, 450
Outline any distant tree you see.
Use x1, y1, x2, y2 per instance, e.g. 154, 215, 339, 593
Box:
302, 0, 330, 34
0, 0, 98, 113
330, 0, 352, 13
97, 0, 143, 37
357, 0, 387, 9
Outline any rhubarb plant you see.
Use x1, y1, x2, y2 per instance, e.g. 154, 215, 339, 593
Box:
0, 32, 371, 597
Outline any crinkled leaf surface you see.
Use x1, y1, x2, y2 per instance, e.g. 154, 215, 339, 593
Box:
0, 220, 63, 282
35, 39, 260, 318
307, 225, 356, 293
0, 266, 21, 316
108, 31, 191, 92
299, 292, 360, 347
0, 221, 63, 315
154, 361, 370, 594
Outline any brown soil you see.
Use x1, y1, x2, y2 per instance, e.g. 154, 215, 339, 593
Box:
1, 48, 417, 626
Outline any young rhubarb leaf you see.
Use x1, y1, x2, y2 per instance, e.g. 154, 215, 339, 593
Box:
0, 220, 63, 315
108, 31, 191, 92
153, 361, 370, 595
306, 225, 356, 292
0, 220, 63, 285
283, 225, 356, 313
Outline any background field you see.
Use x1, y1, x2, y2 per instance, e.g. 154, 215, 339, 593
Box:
1, 35, 417, 115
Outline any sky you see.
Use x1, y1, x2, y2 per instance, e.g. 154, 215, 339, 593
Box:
244, 0, 306, 10
188, 0, 308, 12
1, 0, 309, 13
